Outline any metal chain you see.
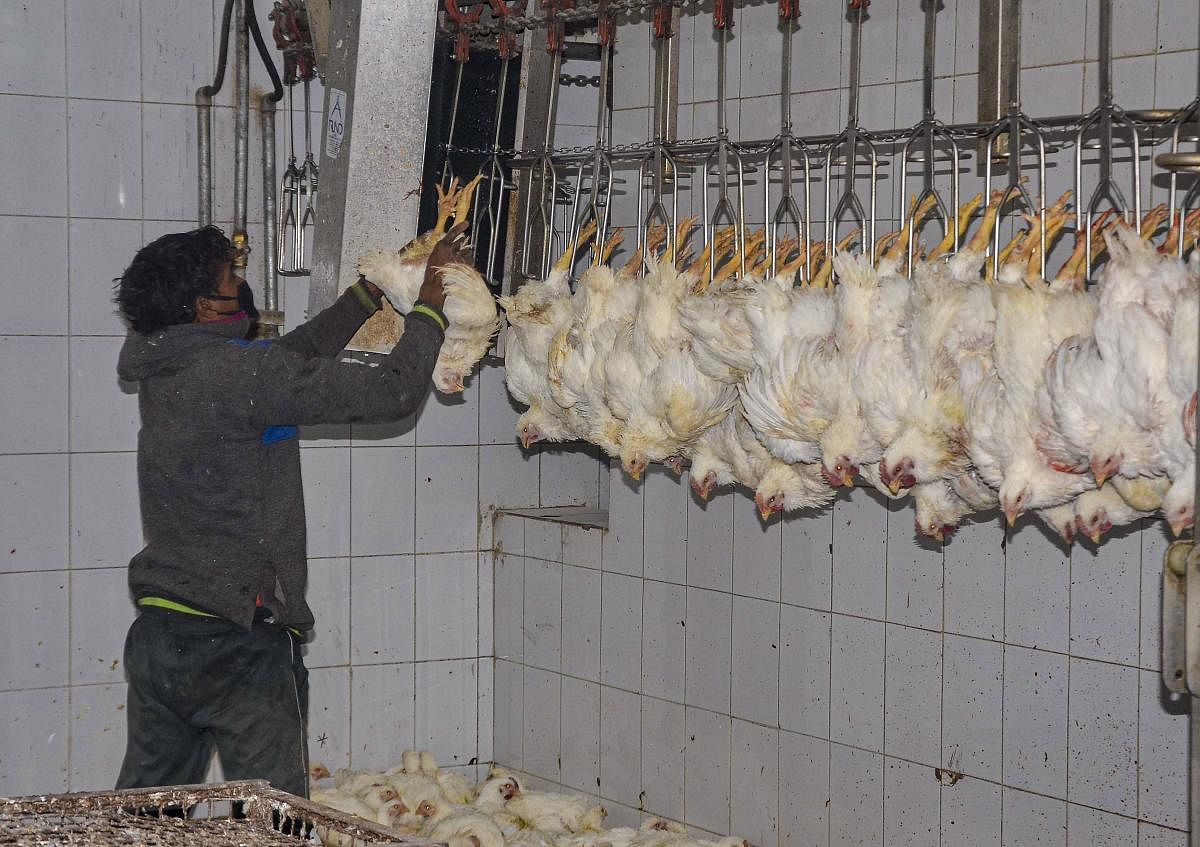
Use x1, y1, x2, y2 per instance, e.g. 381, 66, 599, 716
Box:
447, 0, 705, 38
438, 109, 1190, 165
559, 73, 601, 87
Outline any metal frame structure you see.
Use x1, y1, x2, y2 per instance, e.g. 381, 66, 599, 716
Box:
0, 779, 433, 846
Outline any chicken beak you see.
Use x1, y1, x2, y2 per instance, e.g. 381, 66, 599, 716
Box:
1169, 516, 1190, 538
841, 471, 856, 488
887, 476, 903, 496
519, 431, 534, 449
627, 465, 643, 482
1003, 504, 1020, 527
755, 497, 772, 522
1088, 528, 1103, 545
1089, 458, 1109, 488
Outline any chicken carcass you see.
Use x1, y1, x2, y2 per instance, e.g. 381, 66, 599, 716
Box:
967, 200, 1098, 524
504, 791, 607, 834
498, 222, 599, 448
880, 190, 1006, 494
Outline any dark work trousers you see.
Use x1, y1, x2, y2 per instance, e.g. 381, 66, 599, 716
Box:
115, 606, 310, 798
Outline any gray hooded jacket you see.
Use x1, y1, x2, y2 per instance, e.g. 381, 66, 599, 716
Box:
116, 283, 443, 631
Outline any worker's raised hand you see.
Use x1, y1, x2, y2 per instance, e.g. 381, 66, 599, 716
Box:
419, 222, 473, 311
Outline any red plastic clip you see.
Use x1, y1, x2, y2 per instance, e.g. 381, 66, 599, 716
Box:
542, 0, 573, 55
778, 0, 799, 22
597, 0, 616, 47
713, 0, 733, 31
444, 0, 484, 64
651, 0, 673, 40
487, 0, 526, 59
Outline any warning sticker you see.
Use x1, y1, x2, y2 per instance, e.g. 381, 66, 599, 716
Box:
325, 87, 348, 160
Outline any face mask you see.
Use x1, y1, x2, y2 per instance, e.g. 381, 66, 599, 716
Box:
206, 281, 260, 323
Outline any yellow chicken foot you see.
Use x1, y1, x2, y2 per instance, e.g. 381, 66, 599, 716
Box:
450, 173, 485, 228
1055, 208, 1113, 288
553, 218, 598, 274
813, 229, 859, 287
435, 178, 459, 233
927, 191, 985, 260
1026, 194, 1074, 281
594, 227, 625, 266
621, 242, 646, 276
1139, 203, 1169, 242
667, 216, 700, 267
967, 182, 1024, 258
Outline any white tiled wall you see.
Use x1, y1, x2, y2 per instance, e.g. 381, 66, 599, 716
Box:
494, 478, 1190, 844
0, 0, 604, 796
489, 6, 1195, 840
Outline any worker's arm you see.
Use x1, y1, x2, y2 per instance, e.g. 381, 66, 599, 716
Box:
273, 278, 386, 360
275, 222, 465, 359
240, 226, 470, 426
242, 311, 445, 426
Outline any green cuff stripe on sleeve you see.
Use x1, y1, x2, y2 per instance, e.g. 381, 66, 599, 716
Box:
350, 281, 381, 314
410, 303, 448, 332
138, 596, 219, 618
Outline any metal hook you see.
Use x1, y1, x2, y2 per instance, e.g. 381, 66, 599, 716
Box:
897, 0, 958, 274
763, 0, 809, 281
1073, 0, 1142, 276
825, 1, 877, 261
566, 3, 616, 272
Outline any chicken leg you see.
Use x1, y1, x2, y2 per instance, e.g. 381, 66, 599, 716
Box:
812, 229, 859, 288
552, 218, 598, 274
927, 191, 985, 260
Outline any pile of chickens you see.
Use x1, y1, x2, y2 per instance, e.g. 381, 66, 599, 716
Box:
309, 750, 749, 847
501, 191, 1200, 546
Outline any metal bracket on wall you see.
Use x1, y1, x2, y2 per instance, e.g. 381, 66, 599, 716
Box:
1157, 144, 1200, 846
1161, 540, 1200, 843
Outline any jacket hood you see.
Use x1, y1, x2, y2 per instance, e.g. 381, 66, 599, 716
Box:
118, 317, 251, 381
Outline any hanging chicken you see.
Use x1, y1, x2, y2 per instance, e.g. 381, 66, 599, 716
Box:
491, 177, 1199, 542
355, 176, 501, 393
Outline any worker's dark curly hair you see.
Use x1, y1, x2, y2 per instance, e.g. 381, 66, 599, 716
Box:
115, 226, 235, 335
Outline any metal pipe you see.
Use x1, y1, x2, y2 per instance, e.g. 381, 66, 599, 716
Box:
233, 0, 251, 264
261, 93, 280, 320
196, 0, 237, 226
197, 91, 214, 227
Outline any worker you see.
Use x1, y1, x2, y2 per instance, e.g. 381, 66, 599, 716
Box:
111, 223, 468, 798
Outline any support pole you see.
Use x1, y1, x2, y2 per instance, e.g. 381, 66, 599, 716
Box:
308, 0, 440, 327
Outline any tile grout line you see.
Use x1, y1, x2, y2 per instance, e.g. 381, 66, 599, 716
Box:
557, 525, 565, 790
1065, 521, 1076, 836
999, 518, 1008, 842
63, 0, 75, 791
880, 496, 891, 842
